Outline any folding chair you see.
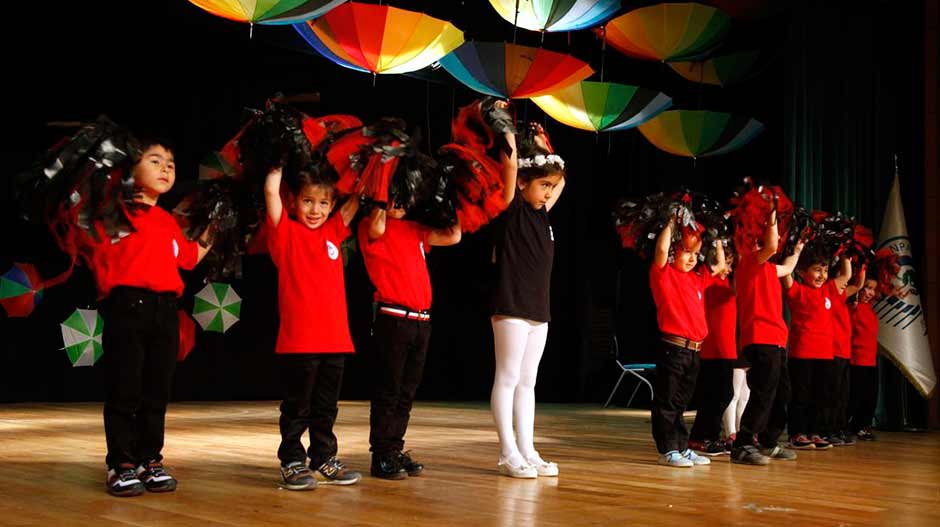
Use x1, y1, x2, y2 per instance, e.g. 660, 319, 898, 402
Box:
603, 267, 655, 408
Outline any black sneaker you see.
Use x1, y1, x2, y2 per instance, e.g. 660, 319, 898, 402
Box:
136, 460, 177, 492
315, 456, 361, 485
371, 453, 408, 480
398, 451, 424, 476
759, 444, 797, 461
811, 435, 833, 450
839, 431, 856, 446
730, 445, 770, 466
280, 461, 317, 491
857, 429, 877, 441
826, 434, 846, 447
107, 463, 145, 497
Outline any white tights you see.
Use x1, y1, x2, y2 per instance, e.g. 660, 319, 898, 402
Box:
723, 368, 751, 438
490, 316, 548, 462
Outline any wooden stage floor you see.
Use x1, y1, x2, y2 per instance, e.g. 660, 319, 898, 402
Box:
0, 401, 938, 526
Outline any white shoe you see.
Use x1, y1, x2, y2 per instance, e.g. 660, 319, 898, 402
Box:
658, 450, 694, 468
682, 448, 711, 465
497, 456, 538, 479
524, 454, 559, 477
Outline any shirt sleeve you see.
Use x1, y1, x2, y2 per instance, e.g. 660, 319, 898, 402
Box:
172, 222, 200, 271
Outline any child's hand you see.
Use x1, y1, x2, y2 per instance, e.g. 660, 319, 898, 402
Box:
494, 99, 509, 111
268, 167, 283, 178
794, 239, 805, 253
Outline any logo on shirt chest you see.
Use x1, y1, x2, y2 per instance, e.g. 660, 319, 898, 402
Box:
172, 239, 179, 258
825, 297, 832, 310
549, 225, 554, 242
419, 241, 426, 261
326, 240, 339, 260
697, 289, 702, 300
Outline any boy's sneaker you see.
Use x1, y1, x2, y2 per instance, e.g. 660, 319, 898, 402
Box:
857, 428, 877, 441
136, 460, 177, 492
107, 463, 145, 497
689, 439, 724, 456
826, 434, 845, 447
280, 461, 317, 491
839, 431, 856, 446
811, 435, 833, 450
315, 456, 361, 485
372, 454, 408, 480
788, 434, 816, 450
398, 451, 424, 477
730, 445, 770, 466
759, 445, 797, 461
658, 450, 694, 468
681, 448, 711, 465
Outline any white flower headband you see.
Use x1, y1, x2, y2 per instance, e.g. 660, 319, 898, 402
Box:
518, 153, 565, 170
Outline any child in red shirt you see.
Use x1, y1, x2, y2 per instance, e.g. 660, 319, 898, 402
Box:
648, 217, 725, 468
88, 140, 212, 497
848, 271, 879, 440
731, 210, 803, 465
688, 253, 736, 456
264, 165, 361, 490
829, 258, 863, 446
784, 248, 851, 450
358, 203, 461, 479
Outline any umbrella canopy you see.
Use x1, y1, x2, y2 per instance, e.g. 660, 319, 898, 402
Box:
489, 0, 621, 32
193, 282, 242, 333
293, 2, 464, 75
599, 2, 731, 62
439, 41, 594, 99
0, 263, 43, 318
61, 308, 104, 367
531, 81, 672, 132
188, 0, 346, 25
668, 50, 761, 86
637, 110, 764, 158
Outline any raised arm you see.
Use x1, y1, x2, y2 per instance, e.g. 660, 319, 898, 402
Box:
365, 206, 386, 240
776, 239, 804, 278
545, 176, 565, 212
428, 222, 462, 246
264, 167, 284, 227
832, 257, 853, 294
709, 238, 726, 276
337, 193, 361, 227
500, 132, 518, 205
653, 218, 674, 269
845, 266, 866, 298
757, 209, 779, 264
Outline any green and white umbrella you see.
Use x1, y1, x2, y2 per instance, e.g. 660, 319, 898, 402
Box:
60, 308, 104, 367
193, 282, 241, 333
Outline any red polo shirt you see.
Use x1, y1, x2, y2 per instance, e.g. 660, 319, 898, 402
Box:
649, 263, 710, 342
702, 277, 737, 360
850, 302, 879, 367
268, 209, 354, 354
358, 218, 432, 311
735, 252, 788, 349
85, 205, 198, 298
829, 281, 852, 359
786, 281, 834, 359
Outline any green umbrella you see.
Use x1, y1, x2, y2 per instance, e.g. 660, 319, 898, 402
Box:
637, 110, 764, 158
531, 81, 673, 132
193, 282, 242, 333
60, 308, 104, 367
668, 50, 762, 87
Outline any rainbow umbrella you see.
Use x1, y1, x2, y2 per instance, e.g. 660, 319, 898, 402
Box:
293, 2, 464, 75
637, 110, 763, 158
489, 0, 621, 32
531, 81, 672, 132
439, 41, 594, 99
188, 0, 346, 35
0, 263, 43, 318
599, 3, 731, 62
668, 50, 761, 86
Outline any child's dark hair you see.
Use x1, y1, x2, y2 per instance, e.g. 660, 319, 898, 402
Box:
134, 135, 176, 161
796, 240, 831, 271
286, 160, 338, 199
515, 138, 566, 183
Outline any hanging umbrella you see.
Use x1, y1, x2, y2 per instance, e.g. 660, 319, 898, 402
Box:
637, 110, 764, 158
598, 2, 731, 62
0, 263, 43, 318
439, 41, 594, 99
178, 310, 197, 361
531, 81, 672, 132
293, 2, 464, 75
188, 0, 346, 34
489, 0, 621, 32
193, 282, 242, 333
60, 308, 104, 367
668, 50, 761, 86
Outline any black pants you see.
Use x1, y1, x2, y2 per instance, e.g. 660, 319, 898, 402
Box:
848, 365, 878, 433
369, 313, 431, 456
734, 345, 790, 449
651, 341, 700, 454
277, 354, 346, 467
689, 358, 735, 442
833, 357, 851, 433
788, 358, 837, 437
101, 286, 179, 469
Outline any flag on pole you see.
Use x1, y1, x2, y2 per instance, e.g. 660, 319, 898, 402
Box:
874, 171, 935, 398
